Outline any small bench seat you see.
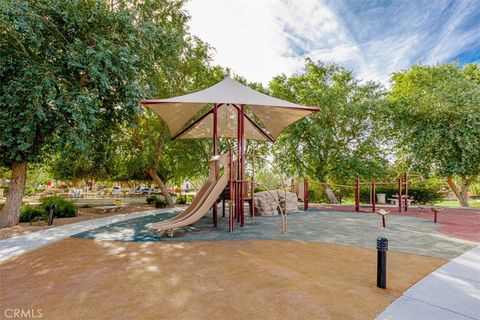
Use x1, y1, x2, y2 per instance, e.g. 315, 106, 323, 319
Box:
431, 207, 444, 223
387, 198, 414, 205
376, 209, 390, 228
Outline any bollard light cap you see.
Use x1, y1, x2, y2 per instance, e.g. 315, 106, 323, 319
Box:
377, 237, 388, 251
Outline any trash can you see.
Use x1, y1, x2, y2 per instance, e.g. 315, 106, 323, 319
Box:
377, 193, 386, 204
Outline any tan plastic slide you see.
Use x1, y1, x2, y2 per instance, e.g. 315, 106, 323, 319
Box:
149, 154, 229, 235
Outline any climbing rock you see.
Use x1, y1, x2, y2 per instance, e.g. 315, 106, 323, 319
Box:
254, 190, 279, 216
253, 190, 299, 216
279, 191, 299, 213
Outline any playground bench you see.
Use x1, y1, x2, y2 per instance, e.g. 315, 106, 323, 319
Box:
94, 205, 126, 214
387, 198, 414, 206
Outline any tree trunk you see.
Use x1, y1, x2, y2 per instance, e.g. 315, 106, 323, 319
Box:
148, 169, 174, 206
446, 177, 469, 207
0, 162, 27, 228
321, 182, 338, 204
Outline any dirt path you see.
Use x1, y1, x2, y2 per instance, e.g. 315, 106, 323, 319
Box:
0, 238, 445, 320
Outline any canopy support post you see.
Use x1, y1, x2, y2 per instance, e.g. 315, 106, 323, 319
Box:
212, 103, 218, 227
240, 105, 245, 227
236, 105, 246, 227
229, 150, 234, 232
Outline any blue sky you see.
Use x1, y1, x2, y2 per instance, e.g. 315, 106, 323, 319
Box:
186, 0, 480, 85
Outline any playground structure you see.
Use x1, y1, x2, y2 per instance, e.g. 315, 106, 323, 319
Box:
150, 154, 229, 236
149, 149, 311, 235
141, 77, 318, 235
354, 173, 409, 213
321, 173, 410, 213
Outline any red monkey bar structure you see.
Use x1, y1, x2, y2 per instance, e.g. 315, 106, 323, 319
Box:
141, 77, 318, 232
355, 173, 409, 213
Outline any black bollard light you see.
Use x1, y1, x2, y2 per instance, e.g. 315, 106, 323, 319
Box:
376, 237, 388, 289
48, 204, 56, 226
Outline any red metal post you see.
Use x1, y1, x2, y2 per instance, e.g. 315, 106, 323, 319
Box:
222, 197, 226, 218
398, 177, 402, 213
239, 105, 245, 227
212, 103, 218, 227
236, 105, 241, 225
372, 181, 376, 213
355, 176, 360, 212
250, 176, 255, 221
404, 172, 408, 212
304, 178, 309, 211
229, 150, 234, 232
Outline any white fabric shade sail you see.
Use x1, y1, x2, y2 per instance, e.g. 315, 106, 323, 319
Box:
176, 104, 268, 141
140, 76, 319, 142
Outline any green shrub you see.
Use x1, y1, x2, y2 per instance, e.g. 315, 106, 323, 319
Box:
306, 180, 333, 203
24, 186, 36, 196
146, 195, 155, 205
20, 204, 46, 222
154, 197, 168, 208
176, 194, 194, 204
147, 195, 168, 208
307, 187, 329, 203
359, 186, 445, 205
39, 197, 77, 218
176, 196, 187, 204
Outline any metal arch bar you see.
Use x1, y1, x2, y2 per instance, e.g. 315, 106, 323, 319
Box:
230, 104, 275, 143
171, 109, 212, 140
171, 103, 224, 140
243, 113, 275, 143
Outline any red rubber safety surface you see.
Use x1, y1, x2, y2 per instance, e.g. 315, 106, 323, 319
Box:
311, 204, 480, 243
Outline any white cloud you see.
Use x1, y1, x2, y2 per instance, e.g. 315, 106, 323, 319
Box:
185, 0, 480, 85
185, 0, 297, 84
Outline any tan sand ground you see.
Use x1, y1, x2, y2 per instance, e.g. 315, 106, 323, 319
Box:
0, 238, 445, 320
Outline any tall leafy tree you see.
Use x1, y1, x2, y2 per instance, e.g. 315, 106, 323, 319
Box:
48, 138, 118, 185
0, 0, 193, 226
270, 60, 388, 203
388, 63, 480, 207
128, 43, 228, 205
123, 112, 212, 204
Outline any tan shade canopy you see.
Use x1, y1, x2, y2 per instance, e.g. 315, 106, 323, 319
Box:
140, 76, 319, 141
177, 104, 268, 141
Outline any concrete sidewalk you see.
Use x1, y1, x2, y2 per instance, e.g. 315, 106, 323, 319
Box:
376, 246, 480, 320
0, 208, 179, 262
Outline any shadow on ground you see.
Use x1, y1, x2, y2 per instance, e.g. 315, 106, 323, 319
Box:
0, 238, 446, 320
